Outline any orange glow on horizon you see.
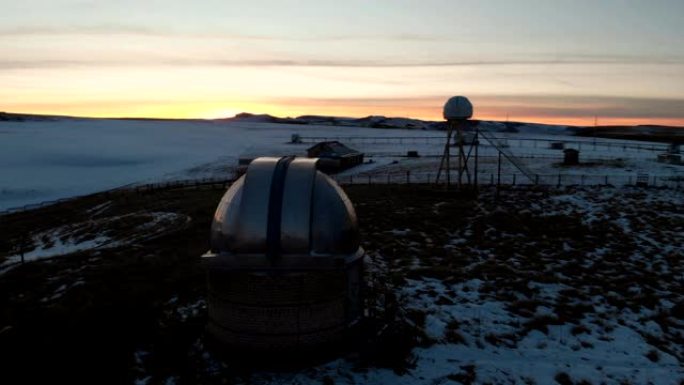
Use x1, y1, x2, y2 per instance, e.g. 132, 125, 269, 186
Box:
5, 103, 684, 128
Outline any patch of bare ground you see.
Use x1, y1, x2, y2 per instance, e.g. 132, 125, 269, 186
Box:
350, 184, 684, 382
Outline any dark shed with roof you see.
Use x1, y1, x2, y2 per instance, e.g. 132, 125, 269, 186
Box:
307, 141, 364, 173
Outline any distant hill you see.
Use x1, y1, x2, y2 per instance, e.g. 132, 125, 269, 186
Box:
2, 110, 682, 142
222, 113, 684, 142
574, 125, 684, 143
219, 112, 438, 129
0, 112, 67, 122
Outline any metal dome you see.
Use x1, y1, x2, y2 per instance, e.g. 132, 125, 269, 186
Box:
208, 156, 362, 265
443, 96, 473, 121
203, 157, 364, 353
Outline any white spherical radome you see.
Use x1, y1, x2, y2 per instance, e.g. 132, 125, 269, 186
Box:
443, 96, 473, 121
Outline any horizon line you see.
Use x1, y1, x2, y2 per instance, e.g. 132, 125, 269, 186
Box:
2, 110, 683, 129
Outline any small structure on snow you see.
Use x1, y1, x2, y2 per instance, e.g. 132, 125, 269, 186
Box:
307, 141, 364, 173
563, 149, 580, 165
658, 142, 683, 165
669, 142, 681, 154
657, 153, 682, 165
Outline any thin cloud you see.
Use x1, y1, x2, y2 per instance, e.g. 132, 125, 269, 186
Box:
2, 56, 683, 70
0, 25, 163, 37
0, 25, 448, 42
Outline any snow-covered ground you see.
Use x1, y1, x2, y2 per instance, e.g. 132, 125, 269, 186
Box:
336, 130, 682, 186
2, 119, 682, 211
2, 165, 682, 383
0, 209, 189, 274
0, 119, 445, 211
191, 186, 680, 385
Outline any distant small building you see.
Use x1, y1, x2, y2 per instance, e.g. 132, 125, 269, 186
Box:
235, 157, 255, 177
238, 157, 254, 166
563, 149, 579, 165
307, 141, 364, 173
658, 153, 682, 165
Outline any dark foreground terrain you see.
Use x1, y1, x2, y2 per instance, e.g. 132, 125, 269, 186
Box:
1, 184, 683, 384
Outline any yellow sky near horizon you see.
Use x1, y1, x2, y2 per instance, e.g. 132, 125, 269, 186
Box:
2, 1, 684, 127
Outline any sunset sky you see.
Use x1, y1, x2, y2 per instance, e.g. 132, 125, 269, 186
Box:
2, 0, 683, 125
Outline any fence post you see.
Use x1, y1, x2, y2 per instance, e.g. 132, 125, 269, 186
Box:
605, 175, 609, 185
557, 173, 562, 187
350, 175, 354, 184
497, 152, 502, 187
513, 174, 517, 185
368, 175, 371, 185
535, 174, 539, 185
406, 171, 410, 184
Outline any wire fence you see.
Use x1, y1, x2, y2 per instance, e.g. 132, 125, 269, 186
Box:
298, 135, 670, 153
0, 177, 237, 216
2, 170, 682, 217
366, 153, 655, 161
330, 171, 684, 189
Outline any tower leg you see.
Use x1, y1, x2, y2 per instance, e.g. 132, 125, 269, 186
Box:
447, 124, 451, 187
457, 122, 463, 189
436, 122, 454, 186
474, 125, 479, 193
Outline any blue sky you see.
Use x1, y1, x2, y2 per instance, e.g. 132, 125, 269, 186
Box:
1, 0, 683, 124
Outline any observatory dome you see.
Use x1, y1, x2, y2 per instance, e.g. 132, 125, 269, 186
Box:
203, 156, 364, 353
443, 96, 473, 121
209, 157, 361, 258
